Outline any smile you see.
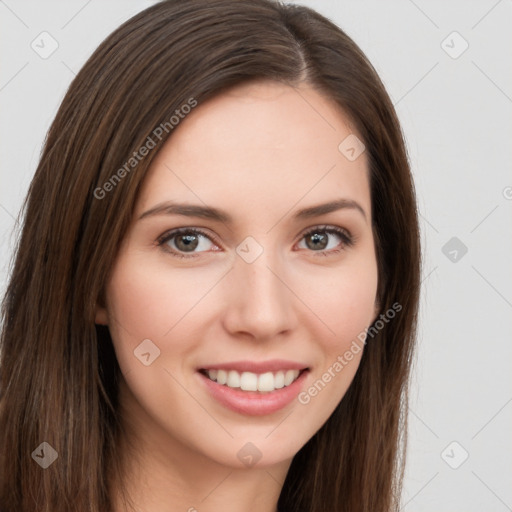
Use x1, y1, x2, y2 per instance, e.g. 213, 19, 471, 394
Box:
200, 368, 303, 393
197, 361, 310, 416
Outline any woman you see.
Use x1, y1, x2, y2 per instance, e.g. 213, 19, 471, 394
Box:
0, 0, 421, 510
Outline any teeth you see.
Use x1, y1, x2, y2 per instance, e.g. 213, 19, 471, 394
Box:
240, 371, 258, 391
216, 369, 227, 385
227, 370, 240, 388
204, 369, 301, 392
274, 371, 285, 389
258, 372, 274, 392
284, 369, 297, 386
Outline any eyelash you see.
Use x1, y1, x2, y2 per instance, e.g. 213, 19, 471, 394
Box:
156, 225, 355, 259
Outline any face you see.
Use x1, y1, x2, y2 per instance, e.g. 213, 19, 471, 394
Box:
96, 80, 379, 471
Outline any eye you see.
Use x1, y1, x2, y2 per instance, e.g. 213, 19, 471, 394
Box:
157, 225, 355, 260
157, 228, 219, 259
296, 225, 354, 256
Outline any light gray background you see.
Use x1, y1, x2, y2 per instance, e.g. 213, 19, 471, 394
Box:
1, 1, 511, 510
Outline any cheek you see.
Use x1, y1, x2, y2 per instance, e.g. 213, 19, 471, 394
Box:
105, 255, 214, 343
291, 296, 376, 442
291, 254, 378, 418
329, 271, 377, 345
296, 256, 378, 351
107, 262, 165, 339
104, 253, 231, 382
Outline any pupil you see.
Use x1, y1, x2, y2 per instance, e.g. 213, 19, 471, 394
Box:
307, 233, 327, 250
176, 234, 198, 251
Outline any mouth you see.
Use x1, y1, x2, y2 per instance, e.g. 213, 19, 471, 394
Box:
196, 361, 310, 416
198, 367, 308, 393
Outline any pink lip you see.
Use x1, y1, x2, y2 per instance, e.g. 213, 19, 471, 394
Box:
197, 368, 309, 416
198, 359, 309, 374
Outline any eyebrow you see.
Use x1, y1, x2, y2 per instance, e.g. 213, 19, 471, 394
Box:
138, 198, 367, 223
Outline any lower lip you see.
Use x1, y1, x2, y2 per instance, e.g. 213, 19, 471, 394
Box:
198, 370, 309, 416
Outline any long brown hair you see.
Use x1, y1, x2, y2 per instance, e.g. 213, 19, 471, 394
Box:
0, 1, 421, 510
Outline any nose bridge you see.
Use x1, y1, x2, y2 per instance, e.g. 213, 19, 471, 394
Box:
222, 239, 296, 339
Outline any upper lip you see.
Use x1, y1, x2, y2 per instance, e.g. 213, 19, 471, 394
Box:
198, 359, 309, 374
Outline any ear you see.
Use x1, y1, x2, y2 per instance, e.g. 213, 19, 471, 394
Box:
372, 297, 381, 322
95, 305, 108, 325
95, 293, 109, 325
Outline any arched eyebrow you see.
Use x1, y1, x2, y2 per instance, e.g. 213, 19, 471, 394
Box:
294, 199, 367, 223
138, 198, 367, 224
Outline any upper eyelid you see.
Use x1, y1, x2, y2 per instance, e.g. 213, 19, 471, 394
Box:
301, 224, 352, 238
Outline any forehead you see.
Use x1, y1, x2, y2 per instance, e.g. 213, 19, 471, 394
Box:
136, 80, 370, 224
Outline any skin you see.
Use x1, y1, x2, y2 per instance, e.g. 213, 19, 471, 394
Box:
96, 79, 379, 512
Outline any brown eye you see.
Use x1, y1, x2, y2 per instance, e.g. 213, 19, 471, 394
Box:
304, 232, 329, 250
174, 233, 200, 252
297, 226, 354, 255
157, 228, 218, 258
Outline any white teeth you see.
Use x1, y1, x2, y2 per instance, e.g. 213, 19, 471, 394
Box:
216, 369, 227, 385
257, 372, 274, 392
284, 369, 296, 386
204, 368, 301, 392
240, 372, 258, 391
274, 371, 285, 389
227, 370, 240, 388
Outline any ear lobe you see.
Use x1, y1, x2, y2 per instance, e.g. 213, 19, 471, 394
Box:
95, 305, 108, 325
372, 297, 381, 323
95, 288, 109, 325
373, 297, 382, 316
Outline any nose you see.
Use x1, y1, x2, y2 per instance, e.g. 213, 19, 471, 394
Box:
221, 247, 298, 341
